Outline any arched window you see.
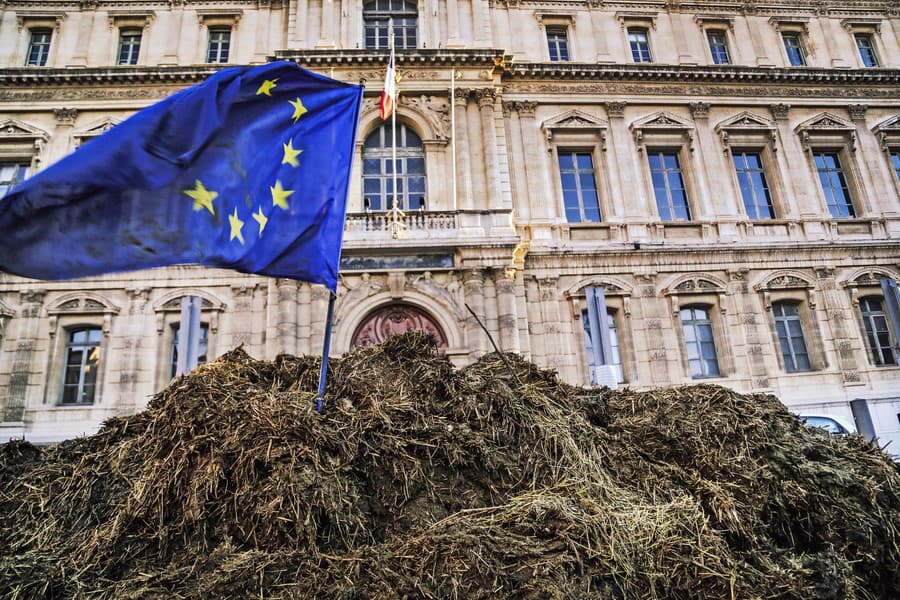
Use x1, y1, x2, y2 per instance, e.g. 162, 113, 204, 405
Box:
362, 122, 426, 211
364, 0, 417, 49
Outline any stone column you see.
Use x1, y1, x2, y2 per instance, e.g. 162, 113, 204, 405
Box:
744, 14, 774, 67
669, 11, 697, 65
517, 102, 554, 223
848, 104, 887, 219
297, 282, 312, 355
477, 89, 501, 209
513, 274, 531, 357
589, 1, 613, 62
815, 267, 863, 386
4, 292, 45, 422
118, 288, 150, 415
69, 11, 97, 67
161, 7, 183, 65
770, 104, 822, 225
471, 0, 492, 45
466, 92, 487, 208
524, 277, 545, 364
536, 277, 565, 371
495, 271, 519, 352
727, 270, 771, 390
230, 283, 257, 350
691, 101, 738, 223
317, 0, 335, 48
254, 4, 273, 63
310, 285, 331, 356
446, 0, 463, 47
463, 269, 487, 358
277, 278, 298, 355
603, 102, 629, 222
454, 89, 474, 210
290, 0, 309, 47
503, 102, 530, 221
50, 108, 78, 163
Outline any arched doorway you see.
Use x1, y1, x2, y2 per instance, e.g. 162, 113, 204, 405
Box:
351, 303, 448, 351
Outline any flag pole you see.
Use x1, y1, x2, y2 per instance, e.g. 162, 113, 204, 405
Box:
316, 290, 336, 412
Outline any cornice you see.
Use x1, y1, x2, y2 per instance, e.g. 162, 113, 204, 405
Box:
0, 65, 220, 86
274, 49, 509, 69
505, 63, 900, 86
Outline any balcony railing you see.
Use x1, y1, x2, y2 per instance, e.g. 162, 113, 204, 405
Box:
344, 211, 458, 235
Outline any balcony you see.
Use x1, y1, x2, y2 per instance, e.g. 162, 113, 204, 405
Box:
342, 209, 518, 249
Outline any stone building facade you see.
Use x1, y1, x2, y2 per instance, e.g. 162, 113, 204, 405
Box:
1, 0, 900, 448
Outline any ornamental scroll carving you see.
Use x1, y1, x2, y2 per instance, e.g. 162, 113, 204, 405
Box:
351, 304, 448, 352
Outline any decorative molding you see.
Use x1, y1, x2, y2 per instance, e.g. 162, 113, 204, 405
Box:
542, 109, 608, 147
872, 114, 900, 151
688, 102, 710, 119
196, 9, 243, 26
847, 104, 868, 122
841, 18, 882, 33
794, 112, 857, 153
605, 101, 627, 118
769, 104, 791, 121
52, 108, 78, 125
715, 111, 778, 153
615, 11, 657, 29
629, 111, 695, 153
694, 14, 735, 30
16, 12, 66, 32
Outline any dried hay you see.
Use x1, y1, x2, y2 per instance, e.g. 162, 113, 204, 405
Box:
1, 331, 898, 599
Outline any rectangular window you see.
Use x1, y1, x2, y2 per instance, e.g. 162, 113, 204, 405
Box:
117, 30, 142, 65
782, 33, 806, 66
891, 148, 900, 183
733, 151, 775, 219
558, 151, 601, 223
854, 34, 879, 67
207, 28, 231, 63
583, 309, 624, 383
860, 297, 896, 366
0, 163, 29, 197
171, 323, 209, 378
814, 152, 855, 218
628, 29, 652, 63
707, 31, 731, 65
773, 302, 811, 372
26, 30, 52, 66
61, 327, 101, 405
648, 150, 690, 221
681, 306, 720, 378
546, 26, 569, 61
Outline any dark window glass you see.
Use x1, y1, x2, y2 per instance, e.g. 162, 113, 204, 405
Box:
628, 29, 652, 63
733, 151, 775, 219
773, 302, 811, 372
362, 122, 426, 211
648, 149, 690, 221
26, 30, 52, 66
583, 309, 624, 383
207, 28, 231, 63
681, 306, 720, 378
707, 31, 731, 65
0, 163, 29, 197
61, 327, 101, 405
814, 151, 855, 218
782, 33, 806, 66
171, 323, 209, 378
546, 26, 569, 61
854, 34, 879, 67
118, 30, 142, 65
364, 0, 417, 49
860, 296, 897, 366
558, 151, 601, 223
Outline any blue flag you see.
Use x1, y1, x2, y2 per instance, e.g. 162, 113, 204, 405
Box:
0, 62, 363, 291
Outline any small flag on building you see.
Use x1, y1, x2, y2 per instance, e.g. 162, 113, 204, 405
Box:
379, 33, 396, 120
0, 62, 363, 291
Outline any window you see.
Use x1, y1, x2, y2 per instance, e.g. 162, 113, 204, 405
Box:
681, 306, 720, 378
782, 33, 806, 66
0, 163, 29, 197
171, 323, 209, 378
891, 148, 900, 183
558, 151, 601, 222
364, 0, 417, 50
61, 327, 101, 405
860, 296, 896, 366
707, 31, 731, 65
207, 28, 231, 63
628, 29, 652, 63
362, 122, 426, 211
733, 151, 775, 219
26, 30, 52, 66
546, 26, 569, 61
854, 34, 879, 67
583, 309, 624, 383
814, 152, 855, 218
117, 30, 142, 65
773, 302, 811, 372
648, 150, 690, 221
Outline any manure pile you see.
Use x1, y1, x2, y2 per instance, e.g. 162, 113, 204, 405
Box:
2, 331, 899, 599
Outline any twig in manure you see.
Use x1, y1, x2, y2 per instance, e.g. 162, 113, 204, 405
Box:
465, 303, 522, 386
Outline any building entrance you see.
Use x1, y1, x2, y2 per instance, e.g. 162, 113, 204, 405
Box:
350, 303, 447, 352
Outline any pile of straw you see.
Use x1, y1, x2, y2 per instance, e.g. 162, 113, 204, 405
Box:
2, 331, 898, 598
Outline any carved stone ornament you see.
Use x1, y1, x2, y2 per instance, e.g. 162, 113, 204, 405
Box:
670, 276, 723, 294
630, 111, 695, 153
850, 271, 883, 287
605, 101, 626, 118
398, 95, 451, 141
847, 104, 868, 122
542, 109, 608, 147
769, 103, 790, 120
351, 303, 448, 352
761, 274, 812, 290
872, 114, 900, 151
0, 119, 50, 143
795, 112, 857, 153
53, 108, 79, 126
715, 111, 778, 153
688, 102, 710, 119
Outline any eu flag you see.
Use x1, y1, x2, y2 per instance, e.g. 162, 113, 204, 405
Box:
0, 62, 363, 291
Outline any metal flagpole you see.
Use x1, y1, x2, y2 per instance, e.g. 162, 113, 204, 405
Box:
386, 20, 406, 239
316, 291, 336, 412
451, 66, 457, 212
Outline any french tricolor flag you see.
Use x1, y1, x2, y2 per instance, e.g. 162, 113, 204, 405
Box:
379, 41, 396, 120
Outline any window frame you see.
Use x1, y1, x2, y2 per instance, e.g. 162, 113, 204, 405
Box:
771, 300, 813, 373
853, 33, 880, 67
59, 326, 103, 405
556, 149, 602, 223
646, 147, 692, 222
780, 31, 807, 66
170, 322, 210, 379
361, 121, 427, 212
627, 27, 653, 63
25, 28, 53, 67
545, 25, 570, 62
769, 18, 812, 68
363, 0, 418, 50
842, 20, 884, 69
858, 295, 897, 367
872, 115, 900, 201
731, 149, 777, 220
572, 283, 633, 386
206, 27, 232, 64
0, 162, 30, 198
812, 150, 856, 219
117, 28, 143, 66
706, 29, 732, 65
679, 304, 721, 379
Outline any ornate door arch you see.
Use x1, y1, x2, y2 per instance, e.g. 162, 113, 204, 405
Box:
351, 303, 448, 351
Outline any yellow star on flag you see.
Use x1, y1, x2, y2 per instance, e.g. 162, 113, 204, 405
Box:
252, 206, 268, 235
289, 98, 307, 122
229, 207, 245, 244
270, 180, 294, 210
256, 78, 278, 96
183, 179, 218, 215
282, 139, 303, 167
